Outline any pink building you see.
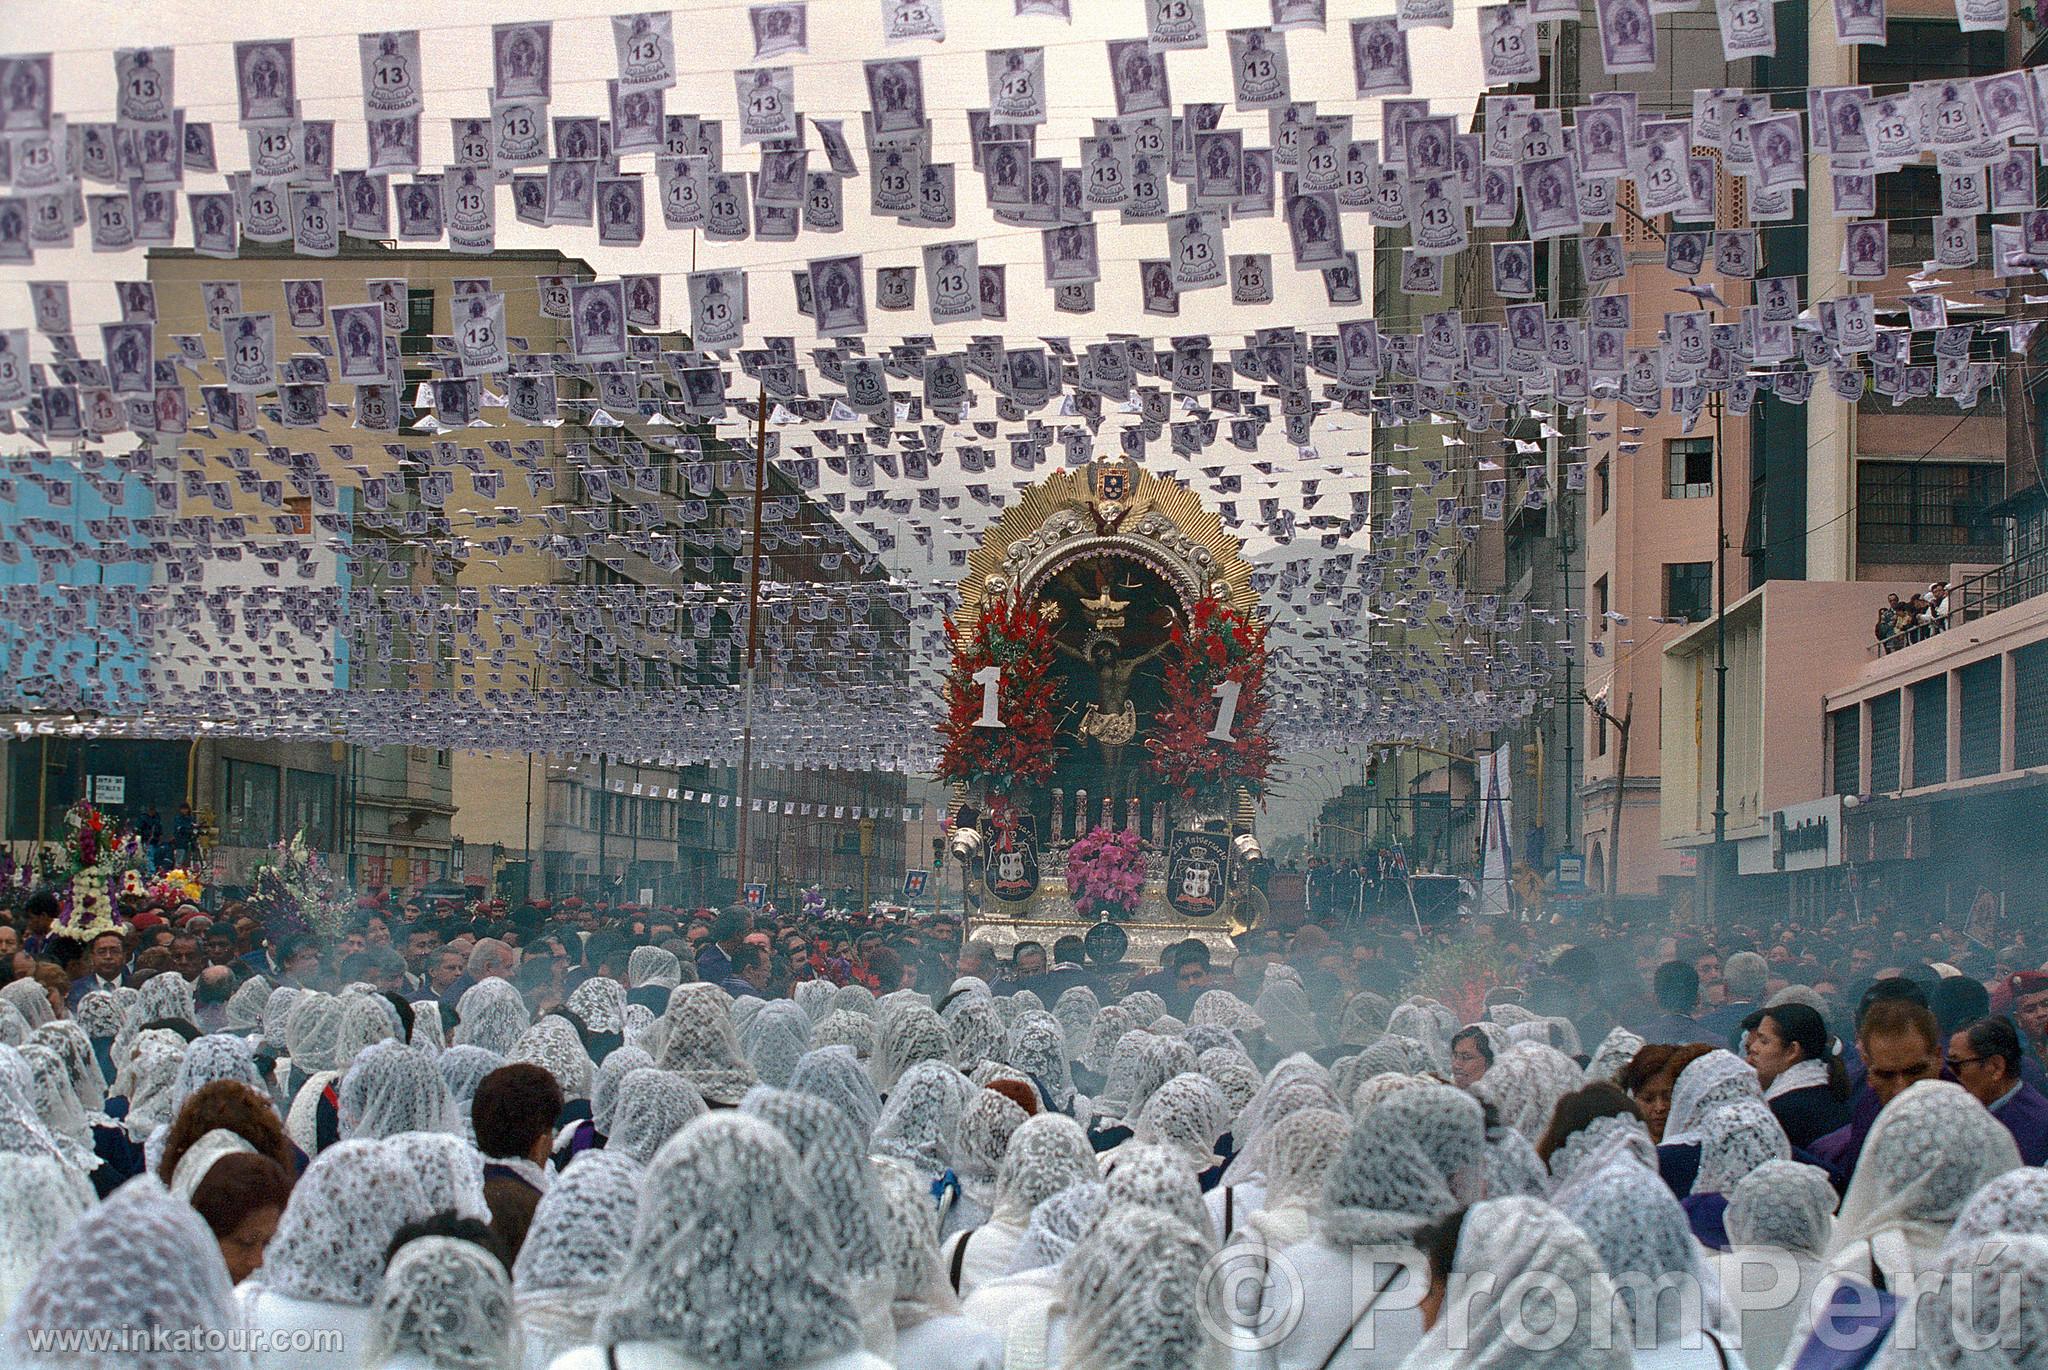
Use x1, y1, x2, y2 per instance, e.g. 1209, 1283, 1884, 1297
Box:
1579, 194, 1752, 897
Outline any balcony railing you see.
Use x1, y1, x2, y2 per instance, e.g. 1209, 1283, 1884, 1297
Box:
1875, 545, 2048, 654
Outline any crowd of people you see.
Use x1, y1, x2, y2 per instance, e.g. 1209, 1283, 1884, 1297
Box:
0, 881, 2043, 1368
1873, 583, 1956, 651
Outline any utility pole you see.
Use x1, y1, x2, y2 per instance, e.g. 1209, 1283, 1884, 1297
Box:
597, 756, 609, 897
1583, 690, 1634, 902
1709, 395, 1729, 920
735, 390, 770, 896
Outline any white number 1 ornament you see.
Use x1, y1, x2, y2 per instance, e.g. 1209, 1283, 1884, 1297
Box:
972, 664, 1005, 729
1208, 679, 1241, 741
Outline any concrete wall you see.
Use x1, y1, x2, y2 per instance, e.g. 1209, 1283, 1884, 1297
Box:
1660, 580, 1923, 846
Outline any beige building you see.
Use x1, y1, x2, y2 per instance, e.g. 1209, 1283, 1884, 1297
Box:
138, 243, 908, 906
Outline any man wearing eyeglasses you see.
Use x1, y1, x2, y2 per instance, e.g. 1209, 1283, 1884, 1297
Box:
1948, 1016, 2048, 1165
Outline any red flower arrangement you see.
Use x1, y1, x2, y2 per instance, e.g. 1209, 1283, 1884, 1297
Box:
1144, 595, 1276, 810
936, 594, 1064, 796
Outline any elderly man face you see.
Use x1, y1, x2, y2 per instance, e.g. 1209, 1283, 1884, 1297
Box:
431, 949, 465, 990
0, 926, 18, 961
170, 934, 204, 981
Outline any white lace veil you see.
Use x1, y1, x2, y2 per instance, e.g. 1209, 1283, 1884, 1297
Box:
1660, 1050, 1761, 1148
1471, 1041, 1586, 1142
258, 1138, 432, 1305
1103, 1142, 1210, 1237
1556, 1155, 1728, 1345
515, 1147, 643, 1294
740, 1085, 890, 1284
590, 1045, 654, 1136
332, 991, 401, 1066
1874, 1233, 2048, 1370
787, 1044, 883, 1140
626, 946, 680, 990
452, 979, 530, 1056
338, 1038, 457, 1139
594, 1113, 861, 1365
1319, 1080, 1485, 1247
871, 1058, 976, 1179
224, 976, 271, 1033
1131, 1071, 1234, 1170
363, 1234, 518, 1370
0, 1152, 89, 1320
170, 1034, 266, 1118
565, 976, 627, 1037
738, 1000, 813, 1088
1692, 1098, 1790, 1196
1942, 1167, 2048, 1253
992, 1112, 1098, 1225
1403, 1195, 1632, 1370
1830, 1079, 2021, 1278
604, 1068, 707, 1163
872, 1002, 954, 1093
1003, 1180, 1110, 1275
873, 1156, 962, 1329
950, 1085, 1030, 1210
384, 1130, 490, 1223
505, 1015, 595, 1101
651, 984, 757, 1105
2, 1175, 244, 1370
436, 1045, 503, 1141
1060, 1206, 1222, 1370
1725, 1160, 1837, 1256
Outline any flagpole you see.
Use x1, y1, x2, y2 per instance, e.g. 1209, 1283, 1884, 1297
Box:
735, 389, 769, 900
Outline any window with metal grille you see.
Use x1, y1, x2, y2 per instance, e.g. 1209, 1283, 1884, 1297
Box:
1831, 706, 1861, 796
1910, 677, 1947, 788
1856, 461, 2003, 556
1668, 439, 1714, 499
1958, 658, 2001, 779
1870, 691, 1902, 793
1665, 562, 1714, 623
2018, 643, 2048, 770
400, 288, 435, 356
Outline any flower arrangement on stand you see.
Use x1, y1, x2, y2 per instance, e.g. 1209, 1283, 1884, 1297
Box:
1144, 595, 1277, 813
147, 868, 205, 907
1065, 825, 1147, 920
936, 593, 1063, 797
248, 831, 350, 941
48, 800, 139, 944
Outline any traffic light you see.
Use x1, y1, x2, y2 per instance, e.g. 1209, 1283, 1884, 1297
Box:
931, 836, 944, 869
1522, 739, 1543, 779
1365, 755, 1380, 787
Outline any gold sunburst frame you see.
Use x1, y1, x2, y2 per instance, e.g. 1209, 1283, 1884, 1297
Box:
953, 460, 1257, 644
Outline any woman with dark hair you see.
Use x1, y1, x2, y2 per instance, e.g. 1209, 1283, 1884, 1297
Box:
1617, 1041, 1713, 1144
189, 1150, 295, 1283
1534, 1080, 1643, 1167
158, 1078, 298, 1188
1742, 1002, 1850, 1150
1448, 1025, 1493, 1089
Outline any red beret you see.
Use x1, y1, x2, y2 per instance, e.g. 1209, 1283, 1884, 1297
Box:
130, 912, 165, 931
2011, 971, 2048, 998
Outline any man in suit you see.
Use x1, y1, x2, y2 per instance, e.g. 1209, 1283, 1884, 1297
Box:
67, 929, 129, 1006
1950, 1015, 2048, 1165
